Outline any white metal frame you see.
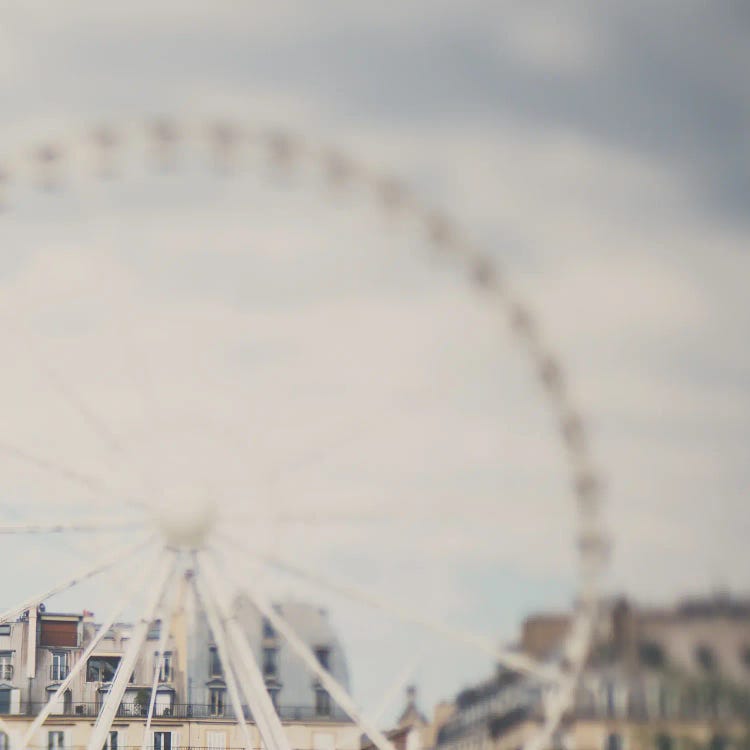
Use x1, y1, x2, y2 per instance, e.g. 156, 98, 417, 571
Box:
0, 117, 608, 750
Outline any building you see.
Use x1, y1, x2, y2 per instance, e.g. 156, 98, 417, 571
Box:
190, 596, 351, 722
433, 594, 750, 750
377, 687, 455, 750
0, 583, 356, 750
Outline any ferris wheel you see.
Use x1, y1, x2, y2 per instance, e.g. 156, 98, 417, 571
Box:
0, 117, 607, 750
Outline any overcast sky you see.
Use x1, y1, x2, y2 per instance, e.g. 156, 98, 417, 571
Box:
0, 0, 749, 722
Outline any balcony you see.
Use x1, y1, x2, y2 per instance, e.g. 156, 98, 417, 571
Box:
3, 701, 352, 722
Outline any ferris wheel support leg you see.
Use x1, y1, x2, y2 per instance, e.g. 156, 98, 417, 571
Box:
212, 546, 398, 750
197, 551, 291, 750
86, 551, 178, 750
20, 551, 159, 750
191, 563, 255, 750
141, 565, 186, 750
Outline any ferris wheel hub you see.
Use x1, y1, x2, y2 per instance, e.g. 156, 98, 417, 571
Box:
156, 497, 217, 550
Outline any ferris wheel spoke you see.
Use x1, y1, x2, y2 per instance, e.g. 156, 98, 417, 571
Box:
225, 541, 559, 684
27, 357, 156, 514
212, 544, 399, 750
0, 519, 143, 534
29, 355, 124, 454
0, 437, 148, 512
190, 561, 255, 750
20, 549, 160, 750
141, 565, 187, 748
0, 438, 111, 494
217, 510, 389, 528
87, 550, 178, 750
197, 551, 292, 750
219, 506, 481, 527
0, 534, 156, 625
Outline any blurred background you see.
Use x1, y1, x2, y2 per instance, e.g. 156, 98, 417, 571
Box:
0, 2, 748, 748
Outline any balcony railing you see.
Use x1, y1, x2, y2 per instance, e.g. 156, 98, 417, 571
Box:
50, 665, 70, 681
3, 702, 351, 722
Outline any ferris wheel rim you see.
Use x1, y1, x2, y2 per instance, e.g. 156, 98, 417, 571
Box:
0, 114, 608, 750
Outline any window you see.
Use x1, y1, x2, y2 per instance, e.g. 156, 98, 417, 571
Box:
0, 689, 10, 714
158, 652, 172, 682
315, 689, 331, 717
210, 688, 226, 717
154, 732, 172, 750
0, 731, 8, 750
87, 656, 120, 682
314, 648, 330, 671
656, 734, 673, 750
0, 653, 12, 681
0, 625, 10, 636
262, 619, 275, 639
48, 731, 65, 750
209, 647, 222, 678
51, 653, 68, 681
103, 732, 118, 750
155, 690, 173, 717
262, 648, 277, 678
741, 646, 750, 670
604, 734, 622, 750
695, 645, 716, 672
638, 641, 664, 669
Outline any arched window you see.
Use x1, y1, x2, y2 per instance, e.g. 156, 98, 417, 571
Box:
0, 731, 9, 750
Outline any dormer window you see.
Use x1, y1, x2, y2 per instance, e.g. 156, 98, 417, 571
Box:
158, 652, 172, 682
263, 647, 278, 678
314, 647, 330, 671
209, 646, 223, 678
262, 619, 276, 640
